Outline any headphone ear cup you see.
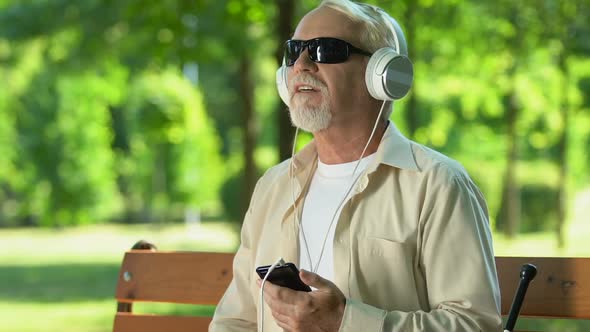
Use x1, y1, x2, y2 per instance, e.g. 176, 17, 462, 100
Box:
365, 47, 414, 101
276, 66, 290, 107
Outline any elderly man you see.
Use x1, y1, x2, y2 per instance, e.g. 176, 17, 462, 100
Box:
210, 0, 502, 331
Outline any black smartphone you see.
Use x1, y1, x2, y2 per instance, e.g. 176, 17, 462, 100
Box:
256, 262, 312, 292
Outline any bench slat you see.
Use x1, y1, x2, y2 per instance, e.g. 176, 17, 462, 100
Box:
496, 256, 590, 318
115, 251, 234, 305
113, 313, 211, 332
114, 249, 590, 330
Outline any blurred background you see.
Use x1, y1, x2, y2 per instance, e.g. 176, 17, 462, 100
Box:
0, 0, 589, 331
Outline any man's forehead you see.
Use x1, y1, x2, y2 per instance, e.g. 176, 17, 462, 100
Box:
292, 6, 360, 43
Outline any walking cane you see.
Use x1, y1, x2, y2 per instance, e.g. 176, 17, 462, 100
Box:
503, 263, 538, 332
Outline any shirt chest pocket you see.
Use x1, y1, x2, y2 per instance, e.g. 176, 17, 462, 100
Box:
352, 236, 421, 311
356, 235, 414, 272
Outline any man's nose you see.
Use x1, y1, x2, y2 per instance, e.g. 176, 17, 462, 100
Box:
293, 48, 318, 73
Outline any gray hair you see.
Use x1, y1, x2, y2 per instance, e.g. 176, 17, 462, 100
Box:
319, 0, 405, 120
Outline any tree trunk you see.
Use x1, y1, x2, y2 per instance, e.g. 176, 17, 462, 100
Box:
109, 105, 135, 222
275, 0, 295, 162
498, 92, 520, 238
497, 7, 523, 238
556, 53, 569, 249
149, 143, 168, 223
239, 56, 257, 218
404, 0, 418, 138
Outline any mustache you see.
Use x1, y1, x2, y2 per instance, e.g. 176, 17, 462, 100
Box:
289, 74, 327, 95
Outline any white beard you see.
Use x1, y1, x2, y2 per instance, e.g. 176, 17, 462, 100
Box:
289, 92, 331, 133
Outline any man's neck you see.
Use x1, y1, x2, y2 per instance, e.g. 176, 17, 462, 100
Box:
313, 119, 388, 165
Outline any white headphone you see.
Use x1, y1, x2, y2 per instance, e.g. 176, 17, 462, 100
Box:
276, 15, 414, 107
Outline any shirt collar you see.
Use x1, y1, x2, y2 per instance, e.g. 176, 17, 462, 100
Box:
290, 139, 317, 180
369, 121, 420, 173
290, 121, 420, 178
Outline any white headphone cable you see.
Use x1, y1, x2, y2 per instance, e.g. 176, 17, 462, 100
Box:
288, 126, 316, 270
293, 100, 388, 274
302, 100, 387, 273
258, 256, 285, 332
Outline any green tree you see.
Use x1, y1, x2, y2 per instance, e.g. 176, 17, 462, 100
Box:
0, 0, 230, 225
122, 69, 224, 221
13, 59, 126, 226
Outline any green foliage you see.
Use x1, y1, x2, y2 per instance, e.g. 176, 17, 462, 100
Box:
121, 69, 224, 221
12, 60, 126, 227
0, 0, 232, 226
220, 171, 245, 223
0, 0, 589, 234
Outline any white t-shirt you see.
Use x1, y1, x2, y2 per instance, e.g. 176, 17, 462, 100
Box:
298, 153, 376, 282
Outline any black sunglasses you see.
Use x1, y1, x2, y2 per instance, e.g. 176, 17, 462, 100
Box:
284, 37, 372, 66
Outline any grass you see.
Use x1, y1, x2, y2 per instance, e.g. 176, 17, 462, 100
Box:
0, 222, 239, 332
1, 188, 589, 332
494, 186, 590, 257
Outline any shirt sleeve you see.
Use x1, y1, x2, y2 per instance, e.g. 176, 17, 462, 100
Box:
339, 164, 503, 332
209, 180, 262, 332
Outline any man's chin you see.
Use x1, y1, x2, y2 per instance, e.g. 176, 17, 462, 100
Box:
292, 99, 321, 111
289, 111, 331, 133
292, 93, 322, 104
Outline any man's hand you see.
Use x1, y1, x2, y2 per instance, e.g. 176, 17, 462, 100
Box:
257, 269, 346, 332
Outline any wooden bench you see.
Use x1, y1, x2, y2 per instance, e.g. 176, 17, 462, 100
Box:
113, 242, 590, 332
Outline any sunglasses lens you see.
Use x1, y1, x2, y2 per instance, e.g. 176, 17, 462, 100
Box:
312, 38, 349, 64
284, 38, 353, 66
285, 40, 302, 66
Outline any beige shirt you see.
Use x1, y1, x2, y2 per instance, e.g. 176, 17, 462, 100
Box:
210, 122, 502, 332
